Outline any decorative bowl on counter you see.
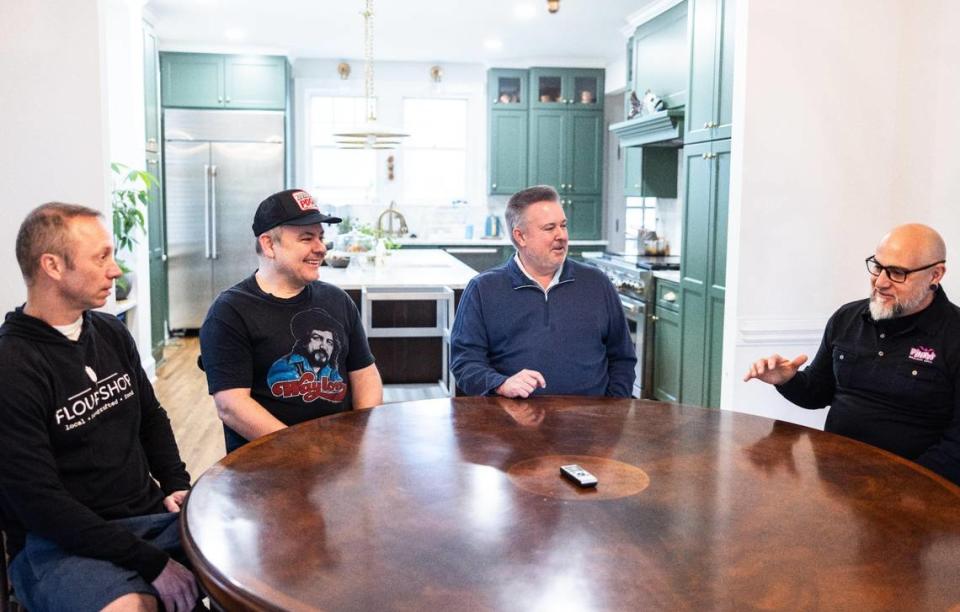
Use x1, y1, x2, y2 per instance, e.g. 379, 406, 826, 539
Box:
337, 231, 375, 254
325, 251, 351, 268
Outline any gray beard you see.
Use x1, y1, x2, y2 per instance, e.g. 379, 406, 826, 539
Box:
868, 288, 927, 321
868, 296, 901, 321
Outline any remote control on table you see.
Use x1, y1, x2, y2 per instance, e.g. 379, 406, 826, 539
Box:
560, 464, 598, 488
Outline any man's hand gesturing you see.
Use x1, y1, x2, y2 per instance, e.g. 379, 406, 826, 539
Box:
743, 354, 808, 385
496, 369, 546, 398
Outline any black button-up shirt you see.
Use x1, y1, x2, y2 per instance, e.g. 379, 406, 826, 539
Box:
777, 288, 960, 484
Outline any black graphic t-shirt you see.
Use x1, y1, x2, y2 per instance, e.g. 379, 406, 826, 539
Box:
200, 274, 375, 452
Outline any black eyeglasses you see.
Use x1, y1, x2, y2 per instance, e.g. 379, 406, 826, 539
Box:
865, 255, 945, 283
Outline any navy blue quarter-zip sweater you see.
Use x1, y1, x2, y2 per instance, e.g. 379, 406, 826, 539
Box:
450, 257, 636, 397
0, 308, 190, 581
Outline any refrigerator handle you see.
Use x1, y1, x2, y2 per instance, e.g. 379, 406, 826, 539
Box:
210, 165, 218, 259
203, 164, 211, 259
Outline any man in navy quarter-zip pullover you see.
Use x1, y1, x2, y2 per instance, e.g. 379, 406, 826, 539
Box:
450, 185, 636, 398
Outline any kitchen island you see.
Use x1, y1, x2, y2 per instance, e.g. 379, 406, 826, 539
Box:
320, 248, 478, 289
321, 249, 477, 389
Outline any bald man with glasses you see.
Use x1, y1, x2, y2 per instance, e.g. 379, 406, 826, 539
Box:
745, 224, 960, 485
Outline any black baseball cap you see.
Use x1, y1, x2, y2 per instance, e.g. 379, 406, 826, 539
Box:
252, 189, 342, 236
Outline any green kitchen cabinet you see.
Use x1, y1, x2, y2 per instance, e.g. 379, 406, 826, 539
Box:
679, 139, 730, 407
530, 68, 604, 110
685, 0, 736, 144
223, 55, 288, 109
488, 68, 528, 109
653, 279, 681, 402
145, 153, 168, 365
529, 109, 603, 196
561, 195, 602, 241
143, 27, 160, 153
489, 110, 528, 195
161, 53, 287, 109
623, 146, 679, 198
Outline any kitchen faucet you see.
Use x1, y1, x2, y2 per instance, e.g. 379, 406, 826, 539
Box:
377, 200, 409, 237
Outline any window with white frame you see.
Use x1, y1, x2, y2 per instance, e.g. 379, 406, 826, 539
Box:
401, 98, 468, 205
307, 96, 377, 206
623, 196, 658, 254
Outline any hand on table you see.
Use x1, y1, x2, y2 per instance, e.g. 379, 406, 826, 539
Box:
743, 354, 808, 385
496, 369, 546, 398
163, 490, 189, 513
151, 558, 198, 612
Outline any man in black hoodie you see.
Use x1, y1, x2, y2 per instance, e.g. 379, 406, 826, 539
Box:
0, 203, 198, 611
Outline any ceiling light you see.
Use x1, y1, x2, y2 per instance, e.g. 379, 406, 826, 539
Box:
547, 0, 560, 13
514, 4, 536, 19
484, 39, 503, 50
333, 0, 408, 149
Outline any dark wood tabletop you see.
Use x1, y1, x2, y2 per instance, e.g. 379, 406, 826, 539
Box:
181, 397, 960, 611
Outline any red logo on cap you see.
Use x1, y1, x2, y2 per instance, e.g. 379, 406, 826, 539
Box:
292, 191, 316, 211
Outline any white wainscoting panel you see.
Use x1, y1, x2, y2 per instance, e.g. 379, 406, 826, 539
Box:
727, 318, 829, 430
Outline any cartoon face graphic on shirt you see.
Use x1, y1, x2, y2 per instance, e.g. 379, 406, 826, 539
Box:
267, 308, 348, 403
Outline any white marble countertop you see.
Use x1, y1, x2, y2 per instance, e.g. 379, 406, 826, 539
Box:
653, 270, 681, 283
320, 249, 478, 290
394, 237, 608, 247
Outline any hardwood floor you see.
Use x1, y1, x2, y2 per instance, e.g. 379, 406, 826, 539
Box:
154, 337, 225, 482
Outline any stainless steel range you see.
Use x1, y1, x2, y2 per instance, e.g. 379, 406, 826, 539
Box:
587, 253, 680, 398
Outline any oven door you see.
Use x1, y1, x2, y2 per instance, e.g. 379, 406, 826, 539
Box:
619, 295, 647, 398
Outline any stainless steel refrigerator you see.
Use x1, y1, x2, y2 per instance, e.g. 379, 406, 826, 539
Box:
164, 109, 285, 330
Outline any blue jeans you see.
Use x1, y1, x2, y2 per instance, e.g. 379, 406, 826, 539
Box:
9, 512, 183, 612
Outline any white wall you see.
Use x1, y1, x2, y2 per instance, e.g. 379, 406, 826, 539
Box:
102, 0, 154, 374
0, 0, 155, 374
893, 0, 960, 291
0, 1, 111, 306
723, 0, 960, 427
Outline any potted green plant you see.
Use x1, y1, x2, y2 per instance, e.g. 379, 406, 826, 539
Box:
110, 162, 157, 300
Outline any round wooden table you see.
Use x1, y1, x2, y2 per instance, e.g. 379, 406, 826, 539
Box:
182, 397, 960, 611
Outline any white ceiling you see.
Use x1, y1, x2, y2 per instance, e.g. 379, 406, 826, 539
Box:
146, 0, 659, 66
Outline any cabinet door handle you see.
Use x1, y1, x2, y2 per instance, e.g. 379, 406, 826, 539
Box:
492, 183, 497, 189
218, 97, 223, 103
663, 291, 677, 302
225, 97, 231, 103
703, 122, 710, 129
651, 315, 659, 321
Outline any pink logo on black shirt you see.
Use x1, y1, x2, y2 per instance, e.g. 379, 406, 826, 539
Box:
908, 346, 936, 364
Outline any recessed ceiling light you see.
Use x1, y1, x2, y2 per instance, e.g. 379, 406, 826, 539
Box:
514, 4, 536, 19
225, 28, 245, 41
484, 39, 503, 50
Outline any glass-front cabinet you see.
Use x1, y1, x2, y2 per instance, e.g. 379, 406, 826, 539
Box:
530, 68, 604, 109
488, 69, 528, 109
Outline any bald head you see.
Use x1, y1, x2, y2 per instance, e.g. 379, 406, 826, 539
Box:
877, 224, 946, 267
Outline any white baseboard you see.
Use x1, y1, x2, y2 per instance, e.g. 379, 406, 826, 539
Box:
736, 318, 825, 346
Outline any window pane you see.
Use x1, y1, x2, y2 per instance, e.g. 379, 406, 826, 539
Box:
403, 98, 467, 148
404, 150, 466, 204
308, 96, 378, 205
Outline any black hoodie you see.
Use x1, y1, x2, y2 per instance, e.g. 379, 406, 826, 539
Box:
0, 307, 190, 581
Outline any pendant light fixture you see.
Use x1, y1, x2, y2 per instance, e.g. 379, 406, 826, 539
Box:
547, 0, 560, 13
335, 0, 409, 149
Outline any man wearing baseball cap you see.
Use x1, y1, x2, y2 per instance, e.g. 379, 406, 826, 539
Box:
199, 189, 382, 452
